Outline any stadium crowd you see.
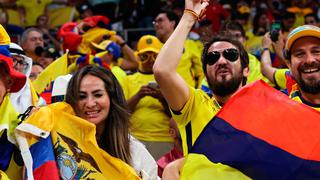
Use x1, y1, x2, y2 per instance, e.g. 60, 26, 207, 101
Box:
1, 0, 320, 179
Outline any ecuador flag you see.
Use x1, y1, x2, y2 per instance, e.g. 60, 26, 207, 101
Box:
15, 102, 140, 180
182, 81, 320, 179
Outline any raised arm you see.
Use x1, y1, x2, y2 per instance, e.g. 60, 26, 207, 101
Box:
112, 34, 139, 70
153, 0, 208, 111
261, 32, 277, 84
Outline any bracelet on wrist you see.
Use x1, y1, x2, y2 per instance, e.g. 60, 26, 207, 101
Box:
261, 47, 269, 53
184, 9, 198, 21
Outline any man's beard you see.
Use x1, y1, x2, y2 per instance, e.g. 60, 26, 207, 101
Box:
296, 62, 320, 94
208, 70, 243, 97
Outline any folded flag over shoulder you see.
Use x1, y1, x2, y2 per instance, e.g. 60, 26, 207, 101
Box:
15, 102, 140, 180
182, 80, 320, 179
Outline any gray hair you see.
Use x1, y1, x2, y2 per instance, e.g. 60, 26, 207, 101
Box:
21, 27, 43, 44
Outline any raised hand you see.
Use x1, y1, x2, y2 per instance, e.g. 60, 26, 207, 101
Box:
184, 0, 209, 20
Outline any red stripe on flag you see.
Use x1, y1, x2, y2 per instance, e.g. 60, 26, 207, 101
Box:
33, 161, 60, 180
217, 80, 320, 161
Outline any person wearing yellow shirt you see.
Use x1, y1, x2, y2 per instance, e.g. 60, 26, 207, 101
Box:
122, 35, 173, 160
16, 0, 52, 27
92, 35, 138, 86
261, 25, 320, 111
153, 0, 251, 177
201, 21, 273, 97
154, 10, 204, 88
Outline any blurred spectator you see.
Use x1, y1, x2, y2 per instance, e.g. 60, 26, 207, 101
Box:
29, 62, 44, 81
157, 118, 183, 178
205, 0, 230, 33
281, 11, 296, 39
153, 10, 180, 43
231, 10, 251, 33
170, 1, 184, 18
88, 0, 120, 22
220, 21, 273, 85
0, 8, 24, 43
35, 14, 61, 51
93, 34, 138, 70
197, 19, 214, 44
154, 10, 204, 88
16, 0, 52, 27
35, 46, 59, 68
76, 1, 93, 20
92, 39, 126, 84
122, 35, 172, 160
9, 42, 32, 75
246, 11, 270, 57
304, 13, 319, 26
252, 11, 270, 36
231, 1, 252, 32
286, 0, 313, 27
21, 27, 45, 62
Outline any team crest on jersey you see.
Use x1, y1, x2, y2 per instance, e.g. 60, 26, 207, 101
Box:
54, 132, 101, 179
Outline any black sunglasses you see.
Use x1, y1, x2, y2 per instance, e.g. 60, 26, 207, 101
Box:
205, 48, 239, 65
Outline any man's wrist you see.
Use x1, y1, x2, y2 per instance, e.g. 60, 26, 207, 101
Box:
261, 47, 269, 53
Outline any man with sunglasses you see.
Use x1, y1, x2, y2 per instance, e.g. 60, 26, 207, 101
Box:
152, 0, 251, 178
154, 0, 249, 156
9, 43, 32, 75
122, 35, 173, 161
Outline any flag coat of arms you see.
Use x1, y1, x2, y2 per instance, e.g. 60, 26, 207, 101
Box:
16, 102, 140, 180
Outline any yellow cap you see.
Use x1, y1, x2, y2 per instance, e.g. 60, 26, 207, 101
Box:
238, 5, 250, 14
285, 25, 320, 57
0, 24, 10, 45
137, 35, 163, 54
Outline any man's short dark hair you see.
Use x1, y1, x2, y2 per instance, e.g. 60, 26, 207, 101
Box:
304, 13, 319, 23
220, 21, 246, 38
158, 10, 180, 28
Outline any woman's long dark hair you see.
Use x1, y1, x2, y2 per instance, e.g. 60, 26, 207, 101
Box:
65, 65, 131, 164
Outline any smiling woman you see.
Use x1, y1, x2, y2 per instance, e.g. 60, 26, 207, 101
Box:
66, 65, 131, 163
65, 65, 158, 179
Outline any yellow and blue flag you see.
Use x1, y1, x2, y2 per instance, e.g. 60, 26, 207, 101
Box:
16, 102, 140, 179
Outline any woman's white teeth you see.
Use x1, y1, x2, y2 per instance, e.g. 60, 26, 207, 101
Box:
86, 111, 98, 115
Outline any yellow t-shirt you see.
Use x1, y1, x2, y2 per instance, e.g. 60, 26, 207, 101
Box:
247, 53, 274, 85
274, 69, 320, 111
172, 87, 249, 179
177, 40, 204, 88
16, 0, 52, 26
245, 34, 263, 56
171, 86, 221, 155
122, 72, 173, 142
111, 65, 127, 87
